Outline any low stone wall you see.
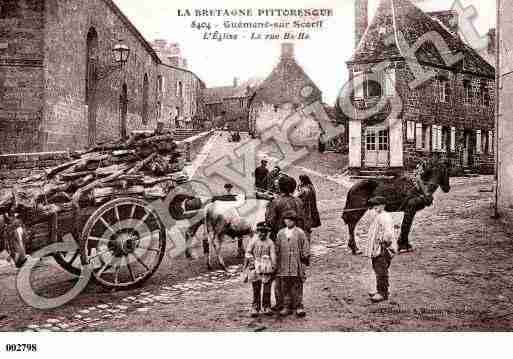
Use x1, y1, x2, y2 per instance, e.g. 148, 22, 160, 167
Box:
181, 130, 214, 163
0, 130, 214, 188
0, 151, 71, 187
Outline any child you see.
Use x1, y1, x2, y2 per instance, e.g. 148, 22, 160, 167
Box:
275, 210, 310, 317
243, 221, 276, 317
366, 196, 395, 303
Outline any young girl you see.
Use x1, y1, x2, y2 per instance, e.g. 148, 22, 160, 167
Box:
243, 222, 277, 317
275, 210, 310, 317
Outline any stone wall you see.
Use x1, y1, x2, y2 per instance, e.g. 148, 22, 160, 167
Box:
0, 151, 71, 187
0, 0, 45, 153
43, 0, 161, 150
0, 0, 206, 153
498, 0, 513, 224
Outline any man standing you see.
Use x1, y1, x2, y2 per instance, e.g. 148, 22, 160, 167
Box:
254, 160, 269, 191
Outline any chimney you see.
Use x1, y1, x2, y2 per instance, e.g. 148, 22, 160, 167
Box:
487, 28, 496, 56
281, 43, 295, 59
233, 77, 239, 87
355, 0, 368, 49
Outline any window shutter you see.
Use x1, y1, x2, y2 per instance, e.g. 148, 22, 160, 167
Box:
489, 131, 494, 154
476, 129, 482, 154
432, 125, 438, 151
450, 127, 456, 152
416, 123, 423, 150
353, 71, 364, 99
161, 77, 165, 93
425, 125, 431, 151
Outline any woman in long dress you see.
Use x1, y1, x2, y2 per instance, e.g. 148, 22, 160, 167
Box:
296, 175, 321, 242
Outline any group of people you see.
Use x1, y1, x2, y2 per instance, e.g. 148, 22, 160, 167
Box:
240, 164, 322, 318
250, 158, 396, 310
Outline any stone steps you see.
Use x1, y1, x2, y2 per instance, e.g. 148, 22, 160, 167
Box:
172, 128, 203, 141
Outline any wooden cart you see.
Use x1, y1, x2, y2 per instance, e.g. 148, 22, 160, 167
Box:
6, 182, 174, 290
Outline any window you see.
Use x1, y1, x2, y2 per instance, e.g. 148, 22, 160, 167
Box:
366, 73, 381, 98
378, 129, 389, 151
432, 125, 443, 152
463, 79, 472, 104
480, 81, 490, 106
142, 73, 149, 125
416, 123, 431, 152
353, 70, 383, 99
442, 126, 450, 152
176, 81, 183, 98
488, 131, 494, 154
239, 98, 245, 109
406, 121, 415, 141
366, 130, 376, 151
176, 106, 181, 117
435, 78, 450, 103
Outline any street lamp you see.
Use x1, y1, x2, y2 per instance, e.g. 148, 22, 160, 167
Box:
96, 40, 130, 80
113, 40, 130, 65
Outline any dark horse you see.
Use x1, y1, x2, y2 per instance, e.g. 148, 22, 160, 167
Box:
342, 161, 451, 254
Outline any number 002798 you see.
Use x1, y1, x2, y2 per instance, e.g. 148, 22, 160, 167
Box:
5, 344, 38, 352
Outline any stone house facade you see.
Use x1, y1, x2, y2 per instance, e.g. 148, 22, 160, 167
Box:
346, 0, 495, 175
0, 0, 206, 153
203, 78, 253, 132
497, 0, 513, 224
248, 43, 329, 148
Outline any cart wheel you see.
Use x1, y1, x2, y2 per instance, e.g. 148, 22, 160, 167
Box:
80, 197, 166, 289
52, 247, 81, 276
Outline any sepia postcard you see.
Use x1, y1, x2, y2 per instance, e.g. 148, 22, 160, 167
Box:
0, 0, 512, 356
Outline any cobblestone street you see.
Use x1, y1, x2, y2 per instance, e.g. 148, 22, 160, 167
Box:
1, 133, 512, 331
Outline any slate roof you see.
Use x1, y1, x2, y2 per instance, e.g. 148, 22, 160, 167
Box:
349, 0, 494, 78
252, 57, 322, 106
203, 86, 250, 104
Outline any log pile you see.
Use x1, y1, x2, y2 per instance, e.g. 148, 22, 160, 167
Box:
0, 130, 189, 223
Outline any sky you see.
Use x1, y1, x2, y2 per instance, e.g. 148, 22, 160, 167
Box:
113, 0, 496, 104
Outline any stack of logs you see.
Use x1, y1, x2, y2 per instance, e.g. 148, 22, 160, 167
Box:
0, 130, 188, 256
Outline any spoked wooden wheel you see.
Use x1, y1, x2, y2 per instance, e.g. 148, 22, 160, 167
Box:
52, 247, 82, 275
80, 198, 166, 289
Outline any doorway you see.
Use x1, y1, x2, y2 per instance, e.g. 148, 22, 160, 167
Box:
364, 126, 389, 167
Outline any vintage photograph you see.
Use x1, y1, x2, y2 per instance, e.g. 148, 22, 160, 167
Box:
0, 0, 512, 345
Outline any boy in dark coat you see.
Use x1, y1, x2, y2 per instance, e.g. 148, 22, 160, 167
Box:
275, 210, 310, 317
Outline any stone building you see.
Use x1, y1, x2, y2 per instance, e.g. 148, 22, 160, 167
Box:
203, 78, 254, 132
497, 0, 513, 224
0, 0, 206, 153
248, 43, 328, 148
346, 0, 495, 175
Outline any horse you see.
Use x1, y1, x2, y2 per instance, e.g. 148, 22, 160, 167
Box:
178, 194, 269, 270
342, 161, 451, 254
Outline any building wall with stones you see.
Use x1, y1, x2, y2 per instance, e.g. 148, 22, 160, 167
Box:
0, 0, 206, 153
0, 0, 45, 153
498, 0, 513, 223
